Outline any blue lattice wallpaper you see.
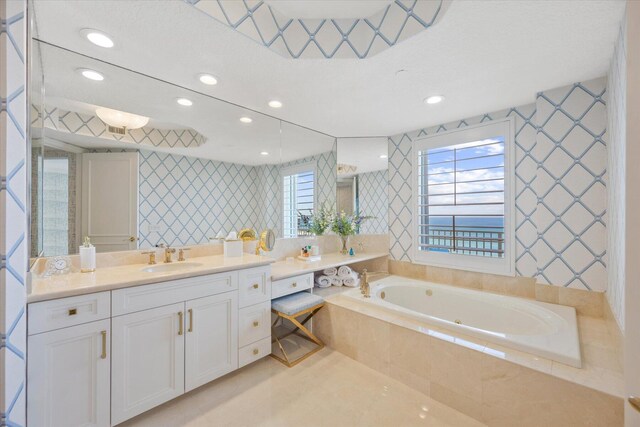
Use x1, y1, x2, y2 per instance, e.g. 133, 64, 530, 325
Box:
139, 149, 336, 248
358, 170, 388, 234
1, 1, 27, 425
388, 78, 608, 291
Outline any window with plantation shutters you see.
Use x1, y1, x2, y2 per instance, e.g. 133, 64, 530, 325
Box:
413, 119, 515, 276
282, 162, 315, 238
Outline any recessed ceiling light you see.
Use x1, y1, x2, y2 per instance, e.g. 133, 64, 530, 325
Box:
260, 151, 269, 156
81, 29, 114, 48
380, 154, 388, 159
424, 95, 445, 105
240, 117, 253, 123
199, 74, 218, 85
176, 98, 193, 107
268, 100, 282, 108
78, 68, 104, 81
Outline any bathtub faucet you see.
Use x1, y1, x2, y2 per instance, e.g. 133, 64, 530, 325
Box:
359, 269, 387, 298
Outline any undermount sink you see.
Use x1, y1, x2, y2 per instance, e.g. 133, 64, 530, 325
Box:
141, 262, 203, 273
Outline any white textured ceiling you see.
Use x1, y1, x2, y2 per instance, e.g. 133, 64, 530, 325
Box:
33, 0, 625, 138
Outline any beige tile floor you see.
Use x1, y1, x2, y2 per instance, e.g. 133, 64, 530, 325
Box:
120, 347, 485, 427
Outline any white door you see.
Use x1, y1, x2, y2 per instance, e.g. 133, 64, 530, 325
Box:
81, 152, 138, 252
28, 319, 110, 427
626, 2, 640, 424
111, 303, 185, 425
185, 292, 238, 392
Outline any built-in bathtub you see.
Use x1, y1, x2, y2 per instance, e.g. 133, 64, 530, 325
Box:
343, 275, 581, 368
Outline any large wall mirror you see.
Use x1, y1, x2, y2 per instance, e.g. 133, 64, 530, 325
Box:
336, 138, 388, 235
30, 40, 336, 256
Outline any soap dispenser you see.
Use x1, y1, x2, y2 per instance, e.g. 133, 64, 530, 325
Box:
80, 236, 96, 273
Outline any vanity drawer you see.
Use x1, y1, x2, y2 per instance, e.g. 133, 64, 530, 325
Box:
271, 273, 313, 299
238, 266, 271, 308
112, 271, 238, 316
28, 292, 110, 335
239, 301, 271, 347
239, 337, 272, 368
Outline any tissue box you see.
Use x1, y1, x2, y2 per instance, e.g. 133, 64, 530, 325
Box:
224, 240, 243, 257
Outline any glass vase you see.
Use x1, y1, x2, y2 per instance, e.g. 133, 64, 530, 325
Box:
340, 235, 349, 255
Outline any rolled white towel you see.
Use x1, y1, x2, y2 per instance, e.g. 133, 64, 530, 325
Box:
330, 277, 344, 287
337, 265, 352, 277
315, 275, 331, 288
323, 267, 338, 277
342, 275, 359, 288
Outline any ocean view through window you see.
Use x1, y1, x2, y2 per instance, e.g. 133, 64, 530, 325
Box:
413, 119, 515, 275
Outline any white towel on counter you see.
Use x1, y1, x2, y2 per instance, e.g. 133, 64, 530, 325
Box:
315, 275, 332, 288
330, 277, 344, 287
342, 273, 359, 288
323, 267, 338, 277
337, 265, 352, 277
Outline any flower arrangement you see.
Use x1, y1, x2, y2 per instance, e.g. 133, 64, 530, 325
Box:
331, 211, 373, 253
308, 204, 333, 236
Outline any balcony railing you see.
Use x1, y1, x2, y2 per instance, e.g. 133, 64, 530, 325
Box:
418, 220, 504, 258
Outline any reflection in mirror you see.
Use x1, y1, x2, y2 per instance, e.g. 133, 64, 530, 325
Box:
337, 138, 388, 234
30, 41, 290, 256
279, 122, 336, 238
30, 41, 45, 258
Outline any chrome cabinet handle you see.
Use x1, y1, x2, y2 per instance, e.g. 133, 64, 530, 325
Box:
188, 309, 193, 332
178, 311, 184, 336
100, 330, 107, 359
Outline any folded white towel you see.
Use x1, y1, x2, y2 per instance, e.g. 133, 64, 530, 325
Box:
337, 265, 352, 277
342, 275, 359, 288
323, 267, 338, 276
315, 275, 332, 288
330, 277, 343, 287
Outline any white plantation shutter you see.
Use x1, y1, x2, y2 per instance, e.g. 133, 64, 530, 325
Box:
282, 162, 315, 238
413, 120, 516, 276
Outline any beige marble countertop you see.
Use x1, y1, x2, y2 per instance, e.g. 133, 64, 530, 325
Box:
28, 254, 274, 303
270, 252, 388, 281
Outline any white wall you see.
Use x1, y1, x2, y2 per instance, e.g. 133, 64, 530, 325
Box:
606, 18, 627, 332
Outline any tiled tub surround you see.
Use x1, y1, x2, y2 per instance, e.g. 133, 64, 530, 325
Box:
314, 293, 624, 426
388, 78, 608, 292
343, 276, 582, 367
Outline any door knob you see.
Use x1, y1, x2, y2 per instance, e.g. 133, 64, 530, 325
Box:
129, 236, 138, 242
629, 396, 640, 412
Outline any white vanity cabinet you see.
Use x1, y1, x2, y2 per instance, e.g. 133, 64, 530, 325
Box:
28, 291, 111, 427
111, 303, 185, 425
184, 292, 238, 392
110, 271, 240, 424
27, 264, 271, 426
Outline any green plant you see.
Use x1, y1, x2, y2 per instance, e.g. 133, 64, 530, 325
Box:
308, 204, 333, 236
330, 211, 373, 237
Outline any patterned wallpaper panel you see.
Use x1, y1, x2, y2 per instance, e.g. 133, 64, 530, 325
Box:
139, 150, 337, 248
358, 170, 388, 234
0, 1, 27, 425
388, 78, 608, 291
188, 0, 446, 59
606, 22, 626, 330
139, 150, 260, 248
